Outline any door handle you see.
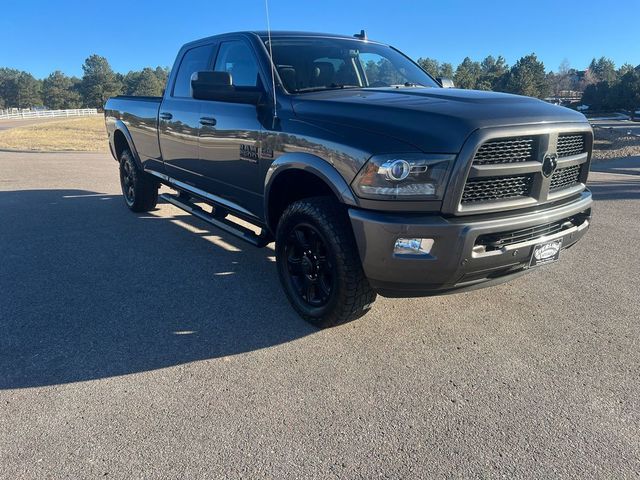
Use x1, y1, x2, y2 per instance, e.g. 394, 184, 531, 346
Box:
159, 112, 173, 120
199, 117, 217, 127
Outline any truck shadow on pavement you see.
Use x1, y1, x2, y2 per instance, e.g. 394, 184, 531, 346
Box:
0, 189, 316, 390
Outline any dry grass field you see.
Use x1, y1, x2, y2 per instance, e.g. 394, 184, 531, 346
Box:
0, 116, 108, 152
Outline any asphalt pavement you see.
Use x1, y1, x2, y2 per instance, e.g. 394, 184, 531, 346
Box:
0, 152, 638, 478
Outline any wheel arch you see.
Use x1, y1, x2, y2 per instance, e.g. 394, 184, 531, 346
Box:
111, 121, 143, 170
264, 153, 359, 233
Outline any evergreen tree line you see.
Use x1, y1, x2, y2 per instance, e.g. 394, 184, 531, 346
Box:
1, 53, 639, 111
417, 54, 640, 110
0, 55, 169, 111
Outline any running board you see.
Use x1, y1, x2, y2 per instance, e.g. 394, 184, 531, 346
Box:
160, 193, 272, 247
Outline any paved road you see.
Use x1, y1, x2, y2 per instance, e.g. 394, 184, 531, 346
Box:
1, 152, 638, 478
591, 155, 640, 176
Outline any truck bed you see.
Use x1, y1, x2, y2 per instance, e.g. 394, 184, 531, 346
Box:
104, 95, 162, 162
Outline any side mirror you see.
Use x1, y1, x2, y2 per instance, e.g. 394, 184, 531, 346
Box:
191, 71, 262, 104
437, 77, 455, 88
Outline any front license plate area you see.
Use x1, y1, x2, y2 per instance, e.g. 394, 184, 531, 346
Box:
529, 239, 562, 267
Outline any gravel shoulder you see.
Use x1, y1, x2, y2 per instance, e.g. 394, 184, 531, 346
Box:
592, 122, 640, 163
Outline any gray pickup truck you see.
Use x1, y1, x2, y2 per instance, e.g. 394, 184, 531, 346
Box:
104, 31, 593, 327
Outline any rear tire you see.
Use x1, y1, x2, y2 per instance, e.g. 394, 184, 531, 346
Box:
119, 149, 158, 212
275, 196, 377, 328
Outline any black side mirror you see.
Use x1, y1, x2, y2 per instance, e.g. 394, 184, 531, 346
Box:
437, 77, 455, 88
191, 71, 262, 104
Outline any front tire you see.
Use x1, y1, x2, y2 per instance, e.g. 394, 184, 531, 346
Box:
119, 149, 158, 212
275, 196, 377, 328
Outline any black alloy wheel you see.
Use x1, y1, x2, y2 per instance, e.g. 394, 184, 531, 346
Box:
120, 156, 136, 206
283, 223, 335, 307
275, 196, 377, 328
118, 149, 158, 212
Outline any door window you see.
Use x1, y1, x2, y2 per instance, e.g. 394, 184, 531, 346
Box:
172, 44, 214, 97
214, 41, 260, 87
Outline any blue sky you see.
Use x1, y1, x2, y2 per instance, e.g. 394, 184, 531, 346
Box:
2, 0, 638, 78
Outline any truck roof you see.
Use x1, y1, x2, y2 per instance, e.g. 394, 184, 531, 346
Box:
181, 31, 384, 49
249, 30, 365, 40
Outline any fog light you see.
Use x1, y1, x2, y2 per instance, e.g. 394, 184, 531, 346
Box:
394, 238, 434, 255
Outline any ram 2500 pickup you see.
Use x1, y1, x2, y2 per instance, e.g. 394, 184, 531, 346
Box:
105, 31, 593, 327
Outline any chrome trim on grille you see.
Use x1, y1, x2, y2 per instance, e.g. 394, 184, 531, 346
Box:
472, 217, 590, 258
474, 213, 589, 251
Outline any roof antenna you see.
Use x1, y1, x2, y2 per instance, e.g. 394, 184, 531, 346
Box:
264, 0, 278, 123
354, 29, 367, 40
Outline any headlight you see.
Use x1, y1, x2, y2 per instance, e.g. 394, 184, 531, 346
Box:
351, 153, 455, 200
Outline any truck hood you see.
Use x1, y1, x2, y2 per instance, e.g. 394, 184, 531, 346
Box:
290, 88, 588, 153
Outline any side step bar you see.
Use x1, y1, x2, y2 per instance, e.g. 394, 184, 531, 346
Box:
160, 193, 272, 247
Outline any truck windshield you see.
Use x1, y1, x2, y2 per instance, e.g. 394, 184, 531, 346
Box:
264, 37, 439, 93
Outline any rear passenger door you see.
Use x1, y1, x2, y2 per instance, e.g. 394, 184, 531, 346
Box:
197, 39, 266, 218
158, 43, 216, 189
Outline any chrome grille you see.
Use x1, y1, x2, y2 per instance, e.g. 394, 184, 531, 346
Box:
475, 213, 589, 251
462, 175, 534, 204
557, 134, 586, 157
550, 165, 581, 191
473, 136, 537, 165
456, 128, 592, 214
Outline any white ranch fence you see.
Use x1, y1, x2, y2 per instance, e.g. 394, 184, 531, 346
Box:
0, 108, 98, 120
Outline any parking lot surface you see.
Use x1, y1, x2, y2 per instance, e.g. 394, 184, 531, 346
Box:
1, 151, 638, 478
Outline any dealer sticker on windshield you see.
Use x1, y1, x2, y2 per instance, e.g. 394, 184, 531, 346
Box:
529, 239, 563, 267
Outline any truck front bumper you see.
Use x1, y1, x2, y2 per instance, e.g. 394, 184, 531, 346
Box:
349, 191, 592, 297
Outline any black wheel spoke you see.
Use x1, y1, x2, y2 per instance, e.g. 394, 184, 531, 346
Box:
305, 279, 316, 303
318, 275, 331, 297
308, 229, 323, 253
293, 229, 309, 250
287, 255, 304, 276
317, 255, 330, 270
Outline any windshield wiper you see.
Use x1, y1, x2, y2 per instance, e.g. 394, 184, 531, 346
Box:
363, 82, 430, 89
294, 84, 361, 93
395, 82, 426, 88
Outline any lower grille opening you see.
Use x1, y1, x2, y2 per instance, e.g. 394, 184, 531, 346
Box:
462, 174, 534, 204
474, 212, 590, 252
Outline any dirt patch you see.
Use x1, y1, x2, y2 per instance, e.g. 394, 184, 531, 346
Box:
593, 127, 640, 162
0, 116, 108, 152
